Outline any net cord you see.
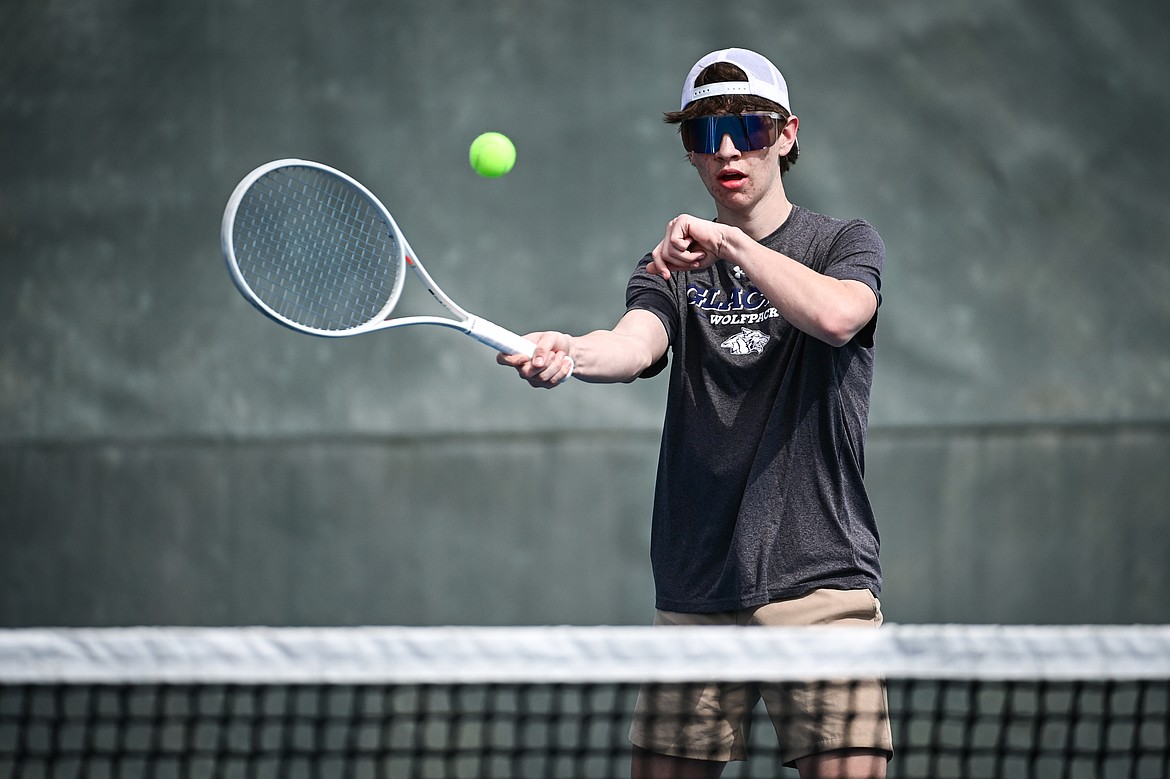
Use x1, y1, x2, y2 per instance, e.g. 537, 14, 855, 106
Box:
2, 625, 1168, 685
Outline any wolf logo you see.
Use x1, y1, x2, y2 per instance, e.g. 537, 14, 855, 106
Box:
720, 328, 770, 355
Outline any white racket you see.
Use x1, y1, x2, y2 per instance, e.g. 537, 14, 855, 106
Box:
221, 158, 536, 357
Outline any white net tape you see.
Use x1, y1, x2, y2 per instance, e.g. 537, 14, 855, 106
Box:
3, 624, 1168, 684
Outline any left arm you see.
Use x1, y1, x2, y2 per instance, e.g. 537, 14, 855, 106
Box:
648, 214, 877, 347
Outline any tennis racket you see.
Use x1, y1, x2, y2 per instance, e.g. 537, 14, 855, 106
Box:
221, 158, 536, 357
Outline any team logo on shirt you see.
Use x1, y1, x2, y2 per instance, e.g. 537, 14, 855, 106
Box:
720, 328, 771, 355
687, 281, 780, 327
687, 276, 777, 355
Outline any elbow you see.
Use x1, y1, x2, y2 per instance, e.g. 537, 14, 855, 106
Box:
814, 310, 865, 348
814, 290, 877, 347
618, 345, 662, 383
819, 330, 853, 349
820, 332, 852, 349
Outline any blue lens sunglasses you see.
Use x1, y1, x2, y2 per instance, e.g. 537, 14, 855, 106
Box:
680, 112, 783, 154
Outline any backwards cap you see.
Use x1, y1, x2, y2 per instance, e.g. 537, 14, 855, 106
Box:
680, 48, 792, 112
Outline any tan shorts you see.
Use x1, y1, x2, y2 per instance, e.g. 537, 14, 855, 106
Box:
629, 588, 893, 765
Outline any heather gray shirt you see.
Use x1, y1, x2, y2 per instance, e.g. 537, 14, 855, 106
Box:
626, 206, 884, 612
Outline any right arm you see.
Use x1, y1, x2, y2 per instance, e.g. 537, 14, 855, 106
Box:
497, 309, 669, 388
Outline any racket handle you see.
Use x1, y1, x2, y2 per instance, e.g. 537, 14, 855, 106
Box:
467, 317, 537, 358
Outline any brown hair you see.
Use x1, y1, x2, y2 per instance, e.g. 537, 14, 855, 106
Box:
664, 61, 798, 173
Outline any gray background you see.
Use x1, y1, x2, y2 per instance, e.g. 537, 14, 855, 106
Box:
2, 0, 1168, 628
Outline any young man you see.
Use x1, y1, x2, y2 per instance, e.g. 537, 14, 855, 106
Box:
498, 48, 891, 778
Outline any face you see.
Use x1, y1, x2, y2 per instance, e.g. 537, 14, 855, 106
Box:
688, 114, 798, 215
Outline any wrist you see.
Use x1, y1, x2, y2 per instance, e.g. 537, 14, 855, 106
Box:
562, 334, 577, 382
717, 225, 748, 264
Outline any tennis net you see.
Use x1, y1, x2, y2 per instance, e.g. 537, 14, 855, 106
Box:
2, 624, 1167, 778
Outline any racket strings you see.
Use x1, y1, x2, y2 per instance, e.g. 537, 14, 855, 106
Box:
232, 167, 401, 331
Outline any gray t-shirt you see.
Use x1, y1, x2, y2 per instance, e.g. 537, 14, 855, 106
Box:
626, 206, 884, 612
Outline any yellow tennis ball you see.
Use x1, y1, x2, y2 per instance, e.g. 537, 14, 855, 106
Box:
469, 132, 516, 178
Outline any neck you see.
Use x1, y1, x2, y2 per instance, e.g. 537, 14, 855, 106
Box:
715, 179, 793, 240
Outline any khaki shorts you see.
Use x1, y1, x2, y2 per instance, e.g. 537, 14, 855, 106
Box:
629, 588, 893, 765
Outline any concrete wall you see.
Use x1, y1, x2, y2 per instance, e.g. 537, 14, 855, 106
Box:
2, 0, 1168, 627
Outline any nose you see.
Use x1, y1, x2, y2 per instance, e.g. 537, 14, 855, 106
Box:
715, 133, 741, 159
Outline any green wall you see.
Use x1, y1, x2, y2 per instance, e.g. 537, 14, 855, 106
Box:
2, 0, 1168, 626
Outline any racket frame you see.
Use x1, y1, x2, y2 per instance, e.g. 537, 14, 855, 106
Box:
222, 158, 535, 357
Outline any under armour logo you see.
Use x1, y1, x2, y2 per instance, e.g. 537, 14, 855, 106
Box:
731, 265, 748, 280
720, 328, 770, 355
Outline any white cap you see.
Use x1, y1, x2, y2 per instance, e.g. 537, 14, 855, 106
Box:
680, 48, 792, 112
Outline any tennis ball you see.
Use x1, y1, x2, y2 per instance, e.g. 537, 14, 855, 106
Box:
469, 132, 516, 178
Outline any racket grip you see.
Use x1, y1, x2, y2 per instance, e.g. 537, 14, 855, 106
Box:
467, 317, 537, 358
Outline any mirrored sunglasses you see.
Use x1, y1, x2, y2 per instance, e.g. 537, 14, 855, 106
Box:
680, 112, 782, 154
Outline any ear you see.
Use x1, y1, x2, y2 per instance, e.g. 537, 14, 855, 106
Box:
778, 115, 799, 155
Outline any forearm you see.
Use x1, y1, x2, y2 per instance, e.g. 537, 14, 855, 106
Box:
500, 310, 667, 388
567, 327, 663, 384
720, 228, 876, 347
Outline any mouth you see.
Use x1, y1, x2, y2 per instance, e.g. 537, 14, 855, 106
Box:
716, 169, 748, 189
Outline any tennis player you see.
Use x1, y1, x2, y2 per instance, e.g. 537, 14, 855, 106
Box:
498, 48, 891, 778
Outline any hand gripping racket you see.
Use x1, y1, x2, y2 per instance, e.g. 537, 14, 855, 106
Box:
221, 159, 536, 357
